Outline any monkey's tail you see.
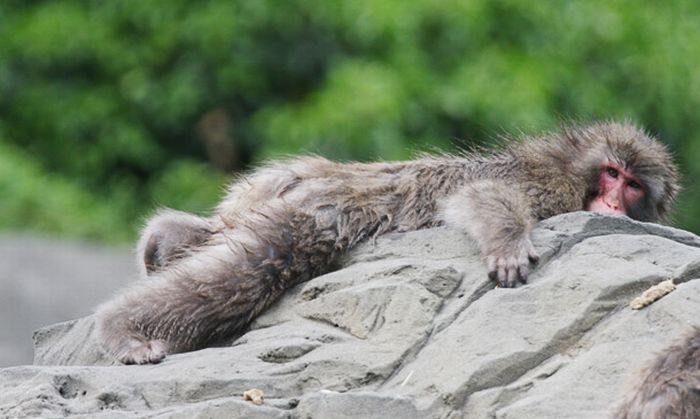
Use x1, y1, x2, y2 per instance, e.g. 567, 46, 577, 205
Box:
94, 202, 363, 363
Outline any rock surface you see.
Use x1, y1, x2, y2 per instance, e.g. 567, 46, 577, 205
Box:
1, 212, 699, 418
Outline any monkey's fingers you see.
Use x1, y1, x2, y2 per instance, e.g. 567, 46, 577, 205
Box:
517, 264, 529, 283
119, 339, 168, 365
486, 256, 499, 283
487, 256, 528, 288
525, 241, 540, 264
507, 264, 521, 287
499, 265, 508, 286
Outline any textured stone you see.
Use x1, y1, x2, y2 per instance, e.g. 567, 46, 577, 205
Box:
1, 212, 699, 418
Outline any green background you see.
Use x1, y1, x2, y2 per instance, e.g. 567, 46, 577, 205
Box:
1, 0, 699, 243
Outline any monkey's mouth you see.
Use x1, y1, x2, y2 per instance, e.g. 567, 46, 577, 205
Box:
587, 197, 625, 216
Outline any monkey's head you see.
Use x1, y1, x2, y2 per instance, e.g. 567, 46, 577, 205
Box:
567, 121, 679, 223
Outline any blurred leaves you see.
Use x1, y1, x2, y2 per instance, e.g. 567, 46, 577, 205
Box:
1, 0, 700, 242
0, 141, 135, 242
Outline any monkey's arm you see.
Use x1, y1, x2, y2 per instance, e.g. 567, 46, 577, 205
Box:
440, 180, 539, 287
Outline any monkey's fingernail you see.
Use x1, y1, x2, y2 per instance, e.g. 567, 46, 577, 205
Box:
507, 268, 518, 287
498, 267, 507, 285
518, 266, 529, 282
529, 254, 540, 263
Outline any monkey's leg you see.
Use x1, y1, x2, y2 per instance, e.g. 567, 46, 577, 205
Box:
137, 209, 214, 276
440, 180, 539, 288
96, 205, 339, 364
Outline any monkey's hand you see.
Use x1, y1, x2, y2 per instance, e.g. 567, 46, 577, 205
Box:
485, 237, 539, 288
440, 180, 539, 288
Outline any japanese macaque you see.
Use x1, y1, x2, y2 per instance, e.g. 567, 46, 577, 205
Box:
614, 327, 700, 419
95, 121, 679, 364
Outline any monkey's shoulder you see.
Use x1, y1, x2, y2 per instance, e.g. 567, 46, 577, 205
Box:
517, 164, 586, 219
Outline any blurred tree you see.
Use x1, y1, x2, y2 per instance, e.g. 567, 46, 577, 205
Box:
1, 0, 699, 241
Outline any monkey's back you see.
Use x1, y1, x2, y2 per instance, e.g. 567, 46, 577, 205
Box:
217, 155, 493, 236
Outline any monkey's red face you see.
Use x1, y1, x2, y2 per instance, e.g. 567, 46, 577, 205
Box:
587, 164, 644, 216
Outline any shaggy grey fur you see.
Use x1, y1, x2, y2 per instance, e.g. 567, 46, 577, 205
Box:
95, 121, 679, 364
614, 327, 700, 419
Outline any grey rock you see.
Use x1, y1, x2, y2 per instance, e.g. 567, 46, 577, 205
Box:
1, 212, 699, 418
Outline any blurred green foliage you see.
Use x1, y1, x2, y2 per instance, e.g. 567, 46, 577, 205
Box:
1, 0, 700, 242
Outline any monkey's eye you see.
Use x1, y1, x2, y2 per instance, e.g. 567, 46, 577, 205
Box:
606, 167, 619, 178
628, 180, 642, 190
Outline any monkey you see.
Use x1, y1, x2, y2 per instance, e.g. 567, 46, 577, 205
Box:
613, 327, 700, 419
94, 120, 679, 364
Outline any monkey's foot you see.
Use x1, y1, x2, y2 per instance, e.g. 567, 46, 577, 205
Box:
486, 240, 539, 288
117, 339, 169, 365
